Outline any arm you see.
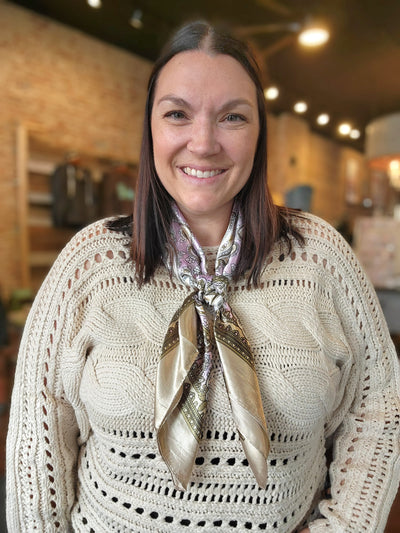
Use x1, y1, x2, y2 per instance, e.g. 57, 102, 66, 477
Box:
307, 233, 400, 532
6, 227, 94, 531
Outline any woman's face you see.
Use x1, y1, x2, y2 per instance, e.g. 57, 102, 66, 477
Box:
151, 50, 260, 237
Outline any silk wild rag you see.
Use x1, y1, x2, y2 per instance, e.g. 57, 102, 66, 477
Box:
155, 201, 270, 490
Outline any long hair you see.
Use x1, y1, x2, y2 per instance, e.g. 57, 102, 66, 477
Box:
109, 20, 303, 285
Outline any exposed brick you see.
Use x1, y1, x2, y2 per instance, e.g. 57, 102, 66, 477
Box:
0, 3, 152, 297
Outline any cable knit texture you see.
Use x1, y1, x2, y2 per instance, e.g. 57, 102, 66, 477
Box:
6, 213, 400, 533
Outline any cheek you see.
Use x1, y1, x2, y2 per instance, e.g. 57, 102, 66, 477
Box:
152, 128, 182, 169
151, 116, 165, 167
152, 132, 170, 175
233, 133, 258, 171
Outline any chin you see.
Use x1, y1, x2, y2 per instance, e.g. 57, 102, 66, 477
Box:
180, 200, 232, 218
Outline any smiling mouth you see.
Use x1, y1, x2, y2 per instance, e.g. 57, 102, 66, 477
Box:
181, 166, 226, 179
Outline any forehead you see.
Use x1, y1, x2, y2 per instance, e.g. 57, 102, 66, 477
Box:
154, 50, 258, 103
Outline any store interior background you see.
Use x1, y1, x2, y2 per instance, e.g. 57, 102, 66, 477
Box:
1, 0, 400, 530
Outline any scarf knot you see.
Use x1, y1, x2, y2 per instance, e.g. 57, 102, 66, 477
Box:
155, 201, 269, 491
195, 274, 229, 310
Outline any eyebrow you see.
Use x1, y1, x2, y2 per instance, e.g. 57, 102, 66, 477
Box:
155, 94, 254, 111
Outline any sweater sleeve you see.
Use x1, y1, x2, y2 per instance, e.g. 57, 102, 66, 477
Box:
308, 227, 400, 532
6, 222, 105, 532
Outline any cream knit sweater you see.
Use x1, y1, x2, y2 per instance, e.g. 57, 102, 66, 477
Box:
6, 213, 400, 533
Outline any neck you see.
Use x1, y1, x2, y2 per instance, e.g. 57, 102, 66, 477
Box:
179, 205, 233, 247
192, 224, 226, 247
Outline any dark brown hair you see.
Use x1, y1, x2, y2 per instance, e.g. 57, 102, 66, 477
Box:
109, 20, 304, 285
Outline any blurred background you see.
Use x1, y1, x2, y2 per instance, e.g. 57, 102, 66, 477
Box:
1, 1, 400, 530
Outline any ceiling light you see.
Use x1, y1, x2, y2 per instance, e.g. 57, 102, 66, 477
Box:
264, 86, 279, 100
298, 18, 330, 47
338, 123, 352, 136
316, 113, 330, 125
350, 129, 361, 139
87, 0, 102, 8
236, 19, 329, 49
298, 27, 329, 47
130, 9, 143, 29
294, 101, 307, 114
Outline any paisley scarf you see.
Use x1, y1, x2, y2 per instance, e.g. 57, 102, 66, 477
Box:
155, 202, 269, 490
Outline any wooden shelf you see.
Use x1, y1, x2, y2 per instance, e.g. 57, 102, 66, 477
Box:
27, 159, 55, 175
28, 191, 52, 205
16, 125, 137, 292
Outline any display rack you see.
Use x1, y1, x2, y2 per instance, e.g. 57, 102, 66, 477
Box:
16, 125, 136, 292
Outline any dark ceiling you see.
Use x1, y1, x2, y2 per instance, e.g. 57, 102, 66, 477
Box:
8, 0, 400, 151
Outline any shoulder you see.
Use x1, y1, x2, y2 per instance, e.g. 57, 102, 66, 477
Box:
288, 211, 355, 265
278, 212, 379, 319
39, 218, 133, 298
266, 211, 368, 297
56, 217, 131, 264
291, 211, 347, 246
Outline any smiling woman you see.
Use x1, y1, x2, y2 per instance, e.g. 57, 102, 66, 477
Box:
151, 50, 259, 245
6, 20, 400, 533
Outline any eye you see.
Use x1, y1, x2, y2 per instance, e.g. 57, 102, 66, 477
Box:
164, 110, 187, 120
224, 113, 246, 123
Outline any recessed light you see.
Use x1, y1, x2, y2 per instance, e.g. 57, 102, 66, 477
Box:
264, 86, 279, 100
316, 113, 330, 125
294, 101, 307, 113
350, 129, 361, 139
338, 123, 351, 135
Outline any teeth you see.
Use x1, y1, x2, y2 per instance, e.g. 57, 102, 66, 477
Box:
183, 167, 222, 178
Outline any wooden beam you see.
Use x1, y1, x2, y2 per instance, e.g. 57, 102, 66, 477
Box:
15, 124, 31, 289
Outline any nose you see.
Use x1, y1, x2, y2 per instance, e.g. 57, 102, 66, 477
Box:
187, 118, 221, 157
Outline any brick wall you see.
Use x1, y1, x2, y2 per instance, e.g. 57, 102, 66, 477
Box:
267, 112, 367, 224
0, 2, 366, 298
0, 2, 152, 298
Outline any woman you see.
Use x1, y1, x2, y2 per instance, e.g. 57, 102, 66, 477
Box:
7, 21, 400, 532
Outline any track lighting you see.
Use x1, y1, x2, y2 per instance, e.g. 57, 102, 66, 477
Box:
130, 9, 143, 29
87, 0, 102, 8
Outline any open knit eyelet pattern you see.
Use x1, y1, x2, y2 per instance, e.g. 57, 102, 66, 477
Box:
6, 215, 400, 532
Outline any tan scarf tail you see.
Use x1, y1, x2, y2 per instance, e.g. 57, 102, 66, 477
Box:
155, 294, 200, 490
215, 311, 270, 488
